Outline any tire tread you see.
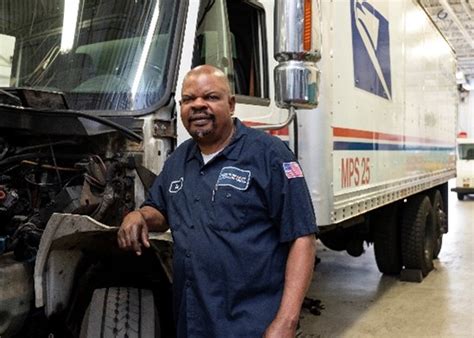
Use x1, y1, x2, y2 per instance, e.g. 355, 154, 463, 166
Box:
81, 287, 158, 338
401, 195, 434, 277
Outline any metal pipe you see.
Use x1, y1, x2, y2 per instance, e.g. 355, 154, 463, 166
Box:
252, 106, 297, 130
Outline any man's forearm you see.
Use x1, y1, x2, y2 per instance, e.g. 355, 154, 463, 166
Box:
274, 234, 317, 327
137, 206, 168, 232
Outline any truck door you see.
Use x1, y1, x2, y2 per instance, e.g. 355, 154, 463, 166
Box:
192, 0, 269, 101
176, 0, 291, 146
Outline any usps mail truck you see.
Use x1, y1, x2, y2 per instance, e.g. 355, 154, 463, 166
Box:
451, 137, 474, 200
0, 0, 457, 336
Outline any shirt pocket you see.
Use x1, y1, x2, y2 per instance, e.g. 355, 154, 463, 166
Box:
168, 191, 187, 232
210, 186, 249, 231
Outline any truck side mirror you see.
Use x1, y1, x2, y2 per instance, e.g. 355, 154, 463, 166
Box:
274, 0, 321, 109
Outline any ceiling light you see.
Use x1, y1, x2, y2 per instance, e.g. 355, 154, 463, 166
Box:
60, 0, 80, 53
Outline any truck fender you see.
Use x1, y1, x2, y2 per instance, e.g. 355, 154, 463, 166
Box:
34, 213, 174, 317
34, 213, 115, 316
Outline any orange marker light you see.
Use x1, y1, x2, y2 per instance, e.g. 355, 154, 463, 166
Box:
303, 0, 312, 51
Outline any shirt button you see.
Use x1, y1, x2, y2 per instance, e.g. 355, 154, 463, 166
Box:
194, 196, 200, 202
200, 171, 205, 175
186, 280, 192, 287
186, 251, 191, 258
190, 224, 195, 229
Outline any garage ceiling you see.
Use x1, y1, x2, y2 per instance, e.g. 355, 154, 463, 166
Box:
420, 0, 474, 83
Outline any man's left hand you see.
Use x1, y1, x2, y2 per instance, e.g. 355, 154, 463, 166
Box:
263, 318, 297, 338
263, 234, 316, 338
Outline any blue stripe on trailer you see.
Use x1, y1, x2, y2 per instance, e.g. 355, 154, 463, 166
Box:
333, 142, 455, 151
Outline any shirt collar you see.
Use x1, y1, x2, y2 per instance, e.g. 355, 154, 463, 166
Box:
185, 118, 247, 163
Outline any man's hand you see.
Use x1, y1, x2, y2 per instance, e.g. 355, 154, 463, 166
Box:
117, 210, 150, 256
117, 206, 168, 255
264, 234, 316, 338
263, 316, 297, 338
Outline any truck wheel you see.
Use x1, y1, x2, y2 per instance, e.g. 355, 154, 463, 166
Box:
319, 232, 348, 251
80, 287, 159, 338
373, 206, 402, 275
429, 190, 446, 259
457, 193, 465, 201
401, 195, 435, 277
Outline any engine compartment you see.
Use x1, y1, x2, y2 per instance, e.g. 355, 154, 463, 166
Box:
0, 132, 136, 261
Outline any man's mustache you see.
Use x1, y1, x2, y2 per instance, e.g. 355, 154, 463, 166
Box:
188, 110, 215, 122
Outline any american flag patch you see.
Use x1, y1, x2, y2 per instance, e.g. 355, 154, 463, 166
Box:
283, 162, 304, 179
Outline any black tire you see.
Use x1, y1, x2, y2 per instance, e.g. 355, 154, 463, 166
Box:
319, 232, 348, 251
429, 190, 446, 259
80, 287, 159, 338
401, 195, 435, 277
373, 206, 402, 275
457, 193, 465, 201
346, 238, 364, 257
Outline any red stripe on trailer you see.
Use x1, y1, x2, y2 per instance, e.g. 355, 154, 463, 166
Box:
333, 127, 447, 145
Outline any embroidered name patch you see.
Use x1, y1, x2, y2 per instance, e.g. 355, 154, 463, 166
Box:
283, 162, 304, 179
216, 166, 251, 190
169, 177, 184, 193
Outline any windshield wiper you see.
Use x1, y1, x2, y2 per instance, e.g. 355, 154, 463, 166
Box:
0, 89, 22, 106
52, 109, 143, 142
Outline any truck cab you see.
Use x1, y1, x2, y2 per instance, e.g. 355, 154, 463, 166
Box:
452, 137, 474, 200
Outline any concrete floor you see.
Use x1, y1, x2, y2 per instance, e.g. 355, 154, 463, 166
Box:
301, 180, 474, 337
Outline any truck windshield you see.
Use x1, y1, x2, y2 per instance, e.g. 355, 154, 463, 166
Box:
0, 0, 180, 113
458, 144, 474, 160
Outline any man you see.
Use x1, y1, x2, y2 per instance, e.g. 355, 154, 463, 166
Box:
118, 65, 318, 338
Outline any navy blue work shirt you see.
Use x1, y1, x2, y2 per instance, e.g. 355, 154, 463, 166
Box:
144, 118, 318, 337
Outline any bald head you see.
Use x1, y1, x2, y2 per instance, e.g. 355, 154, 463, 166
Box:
182, 65, 232, 96
179, 64, 236, 153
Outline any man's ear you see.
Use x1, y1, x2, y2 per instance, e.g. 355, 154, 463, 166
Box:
228, 95, 236, 115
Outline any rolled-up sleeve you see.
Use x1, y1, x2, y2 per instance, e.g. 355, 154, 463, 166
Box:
265, 141, 319, 243
142, 169, 168, 220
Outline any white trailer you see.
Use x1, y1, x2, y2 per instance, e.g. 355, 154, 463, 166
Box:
299, 0, 456, 279
285, 0, 457, 278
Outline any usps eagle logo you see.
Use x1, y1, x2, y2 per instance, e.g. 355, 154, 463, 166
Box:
351, 0, 392, 100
